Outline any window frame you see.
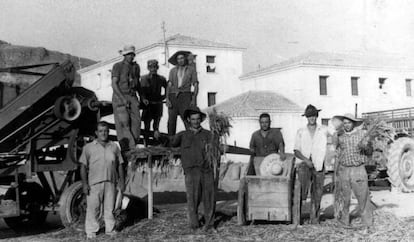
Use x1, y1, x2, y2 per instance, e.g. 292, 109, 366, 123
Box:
351, 76, 359, 96
207, 92, 217, 107
319, 75, 328, 96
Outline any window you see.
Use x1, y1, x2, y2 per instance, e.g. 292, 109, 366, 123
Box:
207, 92, 216, 107
351, 77, 359, 96
406, 79, 412, 96
322, 118, 329, 126
206, 55, 216, 73
319, 76, 328, 95
379, 77, 387, 89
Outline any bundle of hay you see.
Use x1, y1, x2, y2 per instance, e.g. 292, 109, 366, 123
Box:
206, 108, 232, 179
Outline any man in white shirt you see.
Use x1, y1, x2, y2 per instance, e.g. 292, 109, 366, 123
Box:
294, 104, 329, 224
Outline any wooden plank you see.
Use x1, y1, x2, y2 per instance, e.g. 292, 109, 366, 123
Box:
248, 192, 289, 207
246, 178, 290, 193
248, 207, 290, 221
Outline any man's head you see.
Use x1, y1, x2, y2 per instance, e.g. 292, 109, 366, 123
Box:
124, 53, 135, 64
259, 113, 271, 131
343, 118, 355, 132
176, 54, 187, 67
147, 59, 159, 75
121, 45, 136, 63
184, 106, 206, 129
95, 121, 110, 142
302, 104, 320, 126
188, 113, 202, 129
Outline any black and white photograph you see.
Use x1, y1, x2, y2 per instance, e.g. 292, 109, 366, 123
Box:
0, 0, 414, 241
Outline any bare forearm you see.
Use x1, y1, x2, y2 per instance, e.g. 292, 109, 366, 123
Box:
118, 164, 125, 186
294, 150, 308, 161
111, 77, 126, 101
80, 165, 88, 185
192, 83, 199, 100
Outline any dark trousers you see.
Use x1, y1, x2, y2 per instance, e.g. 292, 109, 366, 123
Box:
297, 163, 325, 223
168, 92, 191, 135
184, 167, 217, 229
336, 164, 374, 226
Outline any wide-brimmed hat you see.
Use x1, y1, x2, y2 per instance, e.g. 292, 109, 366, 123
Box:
168, 50, 192, 65
183, 106, 206, 121
333, 113, 363, 126
302, 104, 321, 117
120, 45, 136, 56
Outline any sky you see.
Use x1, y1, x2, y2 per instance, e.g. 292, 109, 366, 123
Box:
1, 0, 414, 73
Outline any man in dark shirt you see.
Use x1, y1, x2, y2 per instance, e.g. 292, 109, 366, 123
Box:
140, 60, 167, 143
170, 106, 216, 231
111, 45, 141, 152
166, 50, 199, 135
249, 113, 286, 159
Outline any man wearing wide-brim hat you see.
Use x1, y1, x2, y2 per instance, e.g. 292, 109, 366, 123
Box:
166, 50, 199, 135
294, 104, 329, 224
170, 106, 217, 231
332, 113, 374, 229
111, 45, 142, 152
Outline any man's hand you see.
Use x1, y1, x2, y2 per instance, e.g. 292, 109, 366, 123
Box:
121, 97, 130, 108
166, 99, 172, 108
154, 130, 160, 140
304, 159, 314, 168
142, 99, 149, 106
280, 153, 286, 161
82, 183, 90, 195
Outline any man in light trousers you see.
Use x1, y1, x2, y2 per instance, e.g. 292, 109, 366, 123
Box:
80, 121, 125, 238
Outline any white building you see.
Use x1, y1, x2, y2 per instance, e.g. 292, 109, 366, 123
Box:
79, 34, 244, 133
240, 51, 414, 125
205, 90, 303, 155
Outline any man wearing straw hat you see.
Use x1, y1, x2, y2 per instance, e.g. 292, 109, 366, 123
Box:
111, 45, 142, 152
140, 59, 167, 144
166, 50, 199, 135
294, 104, 329, 224
170, 106, 216, 232
333, 113, 374, 229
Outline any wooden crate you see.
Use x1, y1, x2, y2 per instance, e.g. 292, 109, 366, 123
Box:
238, 154, 301, 225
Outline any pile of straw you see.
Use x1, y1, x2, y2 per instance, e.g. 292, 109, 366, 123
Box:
206, 108, 232, 178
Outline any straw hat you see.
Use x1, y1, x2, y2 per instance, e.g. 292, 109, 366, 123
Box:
120, 45, 136, 56
302, 104, 321, 117
260, 154, 284, 176
333, 113, 363, 126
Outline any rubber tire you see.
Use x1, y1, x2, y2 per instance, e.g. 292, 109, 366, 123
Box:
59, 181, 86, 228
387, 137, 414, 192
3, 182, 48, 230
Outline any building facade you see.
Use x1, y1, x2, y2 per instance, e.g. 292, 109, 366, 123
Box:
240, 52, 414, 124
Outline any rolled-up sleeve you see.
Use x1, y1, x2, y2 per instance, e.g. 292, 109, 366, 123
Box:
79, 146, 88, 166
111, 63, 120, 79
294, 129, 302, 151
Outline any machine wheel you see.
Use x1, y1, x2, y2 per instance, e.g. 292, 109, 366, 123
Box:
59, 181, 87, 228
387, 138, 414, 192
291, 169, 301, 226
3, 182, 49, 230
237, 178, 247, 225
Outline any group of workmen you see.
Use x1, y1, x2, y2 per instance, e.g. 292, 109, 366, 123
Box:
250, 105, 374, 230
79, 45, 374, 238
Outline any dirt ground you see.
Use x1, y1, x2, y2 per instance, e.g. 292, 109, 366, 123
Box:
4, 190, 414, 242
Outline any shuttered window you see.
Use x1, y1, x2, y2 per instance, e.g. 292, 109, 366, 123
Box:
406, 79, 412, 97
319, 76, 328, 95
351, 77, 359, 96
208, 92, 216, 106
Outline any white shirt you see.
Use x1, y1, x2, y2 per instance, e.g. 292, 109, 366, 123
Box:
294, 124, 329, 171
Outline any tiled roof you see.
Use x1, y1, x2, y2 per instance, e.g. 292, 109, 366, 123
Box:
241, 51, 414, 79
204, 91, 302, 117
160, 34, 244, 50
